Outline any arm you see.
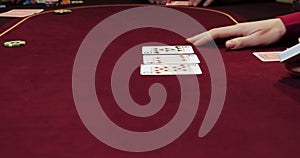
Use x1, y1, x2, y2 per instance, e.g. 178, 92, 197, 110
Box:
278, 12, 300, 42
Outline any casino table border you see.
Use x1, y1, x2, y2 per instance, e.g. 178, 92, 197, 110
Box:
0, 4, 240, 38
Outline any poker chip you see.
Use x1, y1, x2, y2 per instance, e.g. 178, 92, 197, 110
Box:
71, 0, 84, 4
4, 40, 26, 47
54, 9, 72, 14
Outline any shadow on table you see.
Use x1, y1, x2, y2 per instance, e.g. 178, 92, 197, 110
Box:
275, 74, 300, 104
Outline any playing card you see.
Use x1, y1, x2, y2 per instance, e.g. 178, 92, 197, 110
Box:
166, 1, 189, 6
140, 64, 202, 75
0, 9, 44, 18
253, 51, 282, 62
142, 45, 194, 55
143, 54, 200, 64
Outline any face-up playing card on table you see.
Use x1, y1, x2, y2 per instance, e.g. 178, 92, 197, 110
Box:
143, 54, 200, 64
253, 51, 282, 62
142, 45, 194, 55
0, 9, 44, 18
140, 64, 202, 75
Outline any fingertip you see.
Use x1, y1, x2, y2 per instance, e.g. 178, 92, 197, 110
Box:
203, 2, 209, 7
225, 40, 236, 49
192, 0, 199, 6
186, 38, 191, 43
203, 0, 213, 7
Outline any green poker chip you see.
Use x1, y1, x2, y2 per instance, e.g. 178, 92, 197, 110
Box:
54, 9, 72, 14
4, 40, 26, 47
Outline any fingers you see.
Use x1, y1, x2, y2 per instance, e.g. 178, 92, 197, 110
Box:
225, 36, 258, 49
203, 0, 214, 7
189, 0, 201, 6
186, 25, 262, 49
148, 0, 166, 4
186, 32, 213, 46
186, 24, 244, 46
155, 0, 166, 4
187, 18, 286, 49
189, 0, 214, 6
298, 37, 300, 43
150, 0, 213, 6
225, 29, 275, 49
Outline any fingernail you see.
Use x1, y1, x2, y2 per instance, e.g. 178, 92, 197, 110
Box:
226, 41, 236, 49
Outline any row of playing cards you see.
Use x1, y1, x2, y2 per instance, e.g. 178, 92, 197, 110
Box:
140, 45, 202, 75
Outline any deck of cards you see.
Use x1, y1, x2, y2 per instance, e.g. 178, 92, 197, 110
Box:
140, 45, 202, 75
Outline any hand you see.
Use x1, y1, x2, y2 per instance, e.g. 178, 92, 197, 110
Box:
148, 0, 167, 4
188, 0, 214, 7
186, 18, 287, 50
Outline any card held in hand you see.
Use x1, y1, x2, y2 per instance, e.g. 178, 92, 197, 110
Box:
280, 43, 300, 63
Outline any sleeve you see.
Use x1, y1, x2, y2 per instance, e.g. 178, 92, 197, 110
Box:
278, 12, 300, 43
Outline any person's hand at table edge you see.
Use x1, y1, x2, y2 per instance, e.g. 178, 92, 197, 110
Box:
148, 0, 167, 4
186, 18, 287, 50
188, 0, 214, 7
148, 0, 214, 6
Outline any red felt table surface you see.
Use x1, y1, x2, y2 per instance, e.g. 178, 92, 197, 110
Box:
0, 4, 300, 158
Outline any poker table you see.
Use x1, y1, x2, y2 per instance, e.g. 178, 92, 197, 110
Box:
0, 4, 300, 158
